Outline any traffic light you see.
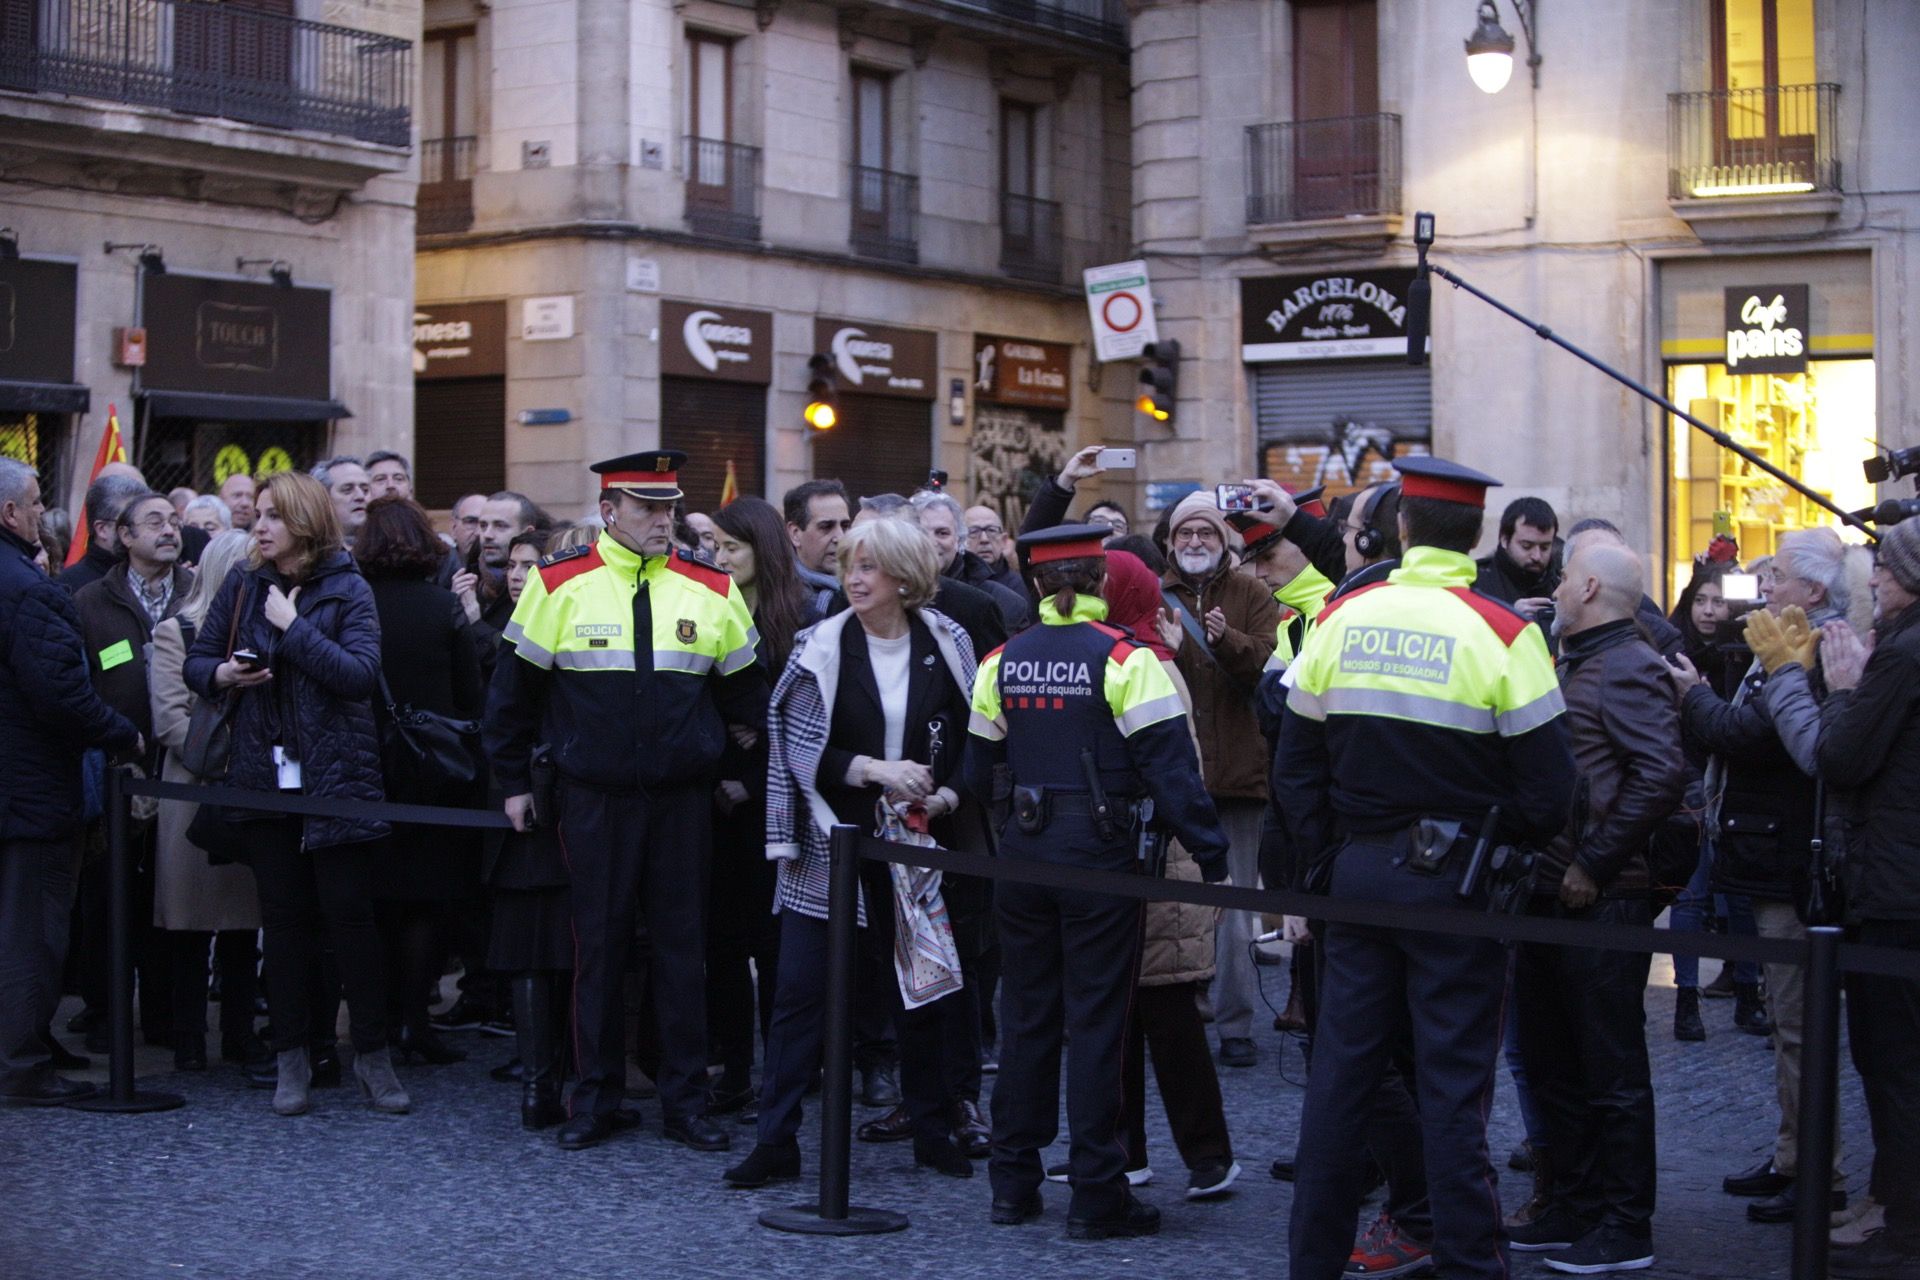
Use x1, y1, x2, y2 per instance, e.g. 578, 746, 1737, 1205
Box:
803, 354, 838, 430
1136, 339, 1180, 423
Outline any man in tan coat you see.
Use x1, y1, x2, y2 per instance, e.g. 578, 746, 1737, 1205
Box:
1159, 491, 1282, 1068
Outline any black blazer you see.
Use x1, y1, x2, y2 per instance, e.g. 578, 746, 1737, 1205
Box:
816, 611, 968, 830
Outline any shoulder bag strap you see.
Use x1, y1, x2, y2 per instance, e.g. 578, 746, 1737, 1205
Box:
1161, 587, 1220, 665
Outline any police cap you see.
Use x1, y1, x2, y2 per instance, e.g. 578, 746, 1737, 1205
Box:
591, 450, 686, 502
1017, 522, 1110, 567
1393, 456, 1502, 509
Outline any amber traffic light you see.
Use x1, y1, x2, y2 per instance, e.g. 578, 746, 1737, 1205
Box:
804, 354, 838, 431
1136, 339, 1180, 423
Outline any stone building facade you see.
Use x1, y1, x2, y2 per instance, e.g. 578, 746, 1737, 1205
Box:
1131, 0, 1920, 595
0, 0, 419, 513
412, 0, 1137, 524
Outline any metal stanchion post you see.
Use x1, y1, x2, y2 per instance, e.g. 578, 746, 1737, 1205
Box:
761, 825, 908, 1235
71, 767, 184, 1115
1789, 925, 1842, 1280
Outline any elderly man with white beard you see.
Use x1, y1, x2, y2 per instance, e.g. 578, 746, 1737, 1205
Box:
1159, 492, 1282, 1068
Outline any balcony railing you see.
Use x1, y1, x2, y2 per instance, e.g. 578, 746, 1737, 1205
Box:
1000, 191, 1062, 283
850, 165, 918, 263
966, 0, 1125, 47
1669, 83, 1839, 199
0, 0, 411, 146
684, 136, 762, 241
1246, 113, 1401, 225
418, 135, 476, 235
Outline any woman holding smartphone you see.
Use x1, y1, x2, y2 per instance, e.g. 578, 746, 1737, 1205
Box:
184, 470, 406, 1118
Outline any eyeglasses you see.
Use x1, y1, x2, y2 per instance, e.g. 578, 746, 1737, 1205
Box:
132, 514, 184, 532
1172, 526, 1220, 545
966, 525, 1003, 540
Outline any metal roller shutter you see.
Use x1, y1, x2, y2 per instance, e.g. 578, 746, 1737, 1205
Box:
1252, 360, 1431, 443
660, 378, 767, 511
414, 376, 505, 509
811, 393, 932, 505
1252, 361, 1430, 495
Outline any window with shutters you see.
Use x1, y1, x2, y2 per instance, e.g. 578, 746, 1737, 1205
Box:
659, 379, 766, 512
685, 33, 760, 239
420, 28, 478, 235
1285, 0, 1387, 222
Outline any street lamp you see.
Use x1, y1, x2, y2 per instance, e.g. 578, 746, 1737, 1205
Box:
1464, 0, 1538, 94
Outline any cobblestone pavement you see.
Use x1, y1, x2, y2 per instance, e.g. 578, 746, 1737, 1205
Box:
0, 959, 1868, 1280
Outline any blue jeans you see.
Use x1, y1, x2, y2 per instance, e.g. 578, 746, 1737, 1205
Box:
1667, 843, 1760, 988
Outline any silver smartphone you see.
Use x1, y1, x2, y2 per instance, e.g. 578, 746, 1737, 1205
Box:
1094, 448, 1137, 469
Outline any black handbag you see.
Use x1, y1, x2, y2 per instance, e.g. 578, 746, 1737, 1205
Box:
1799, 781, 1846, 927
187, 799, 253, 866
180, 585, 250, 781
377, 670, 483, 797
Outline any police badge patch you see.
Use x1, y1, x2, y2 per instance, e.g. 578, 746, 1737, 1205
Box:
676, 618, 697, 644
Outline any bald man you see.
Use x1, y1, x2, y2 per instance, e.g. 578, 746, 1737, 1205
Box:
1506, 539, 1687, 1268
963, 503, 1024, 595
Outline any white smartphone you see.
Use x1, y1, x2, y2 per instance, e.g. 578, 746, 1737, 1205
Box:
1722, 572, 1761, 603
1094, 448, 1137, 469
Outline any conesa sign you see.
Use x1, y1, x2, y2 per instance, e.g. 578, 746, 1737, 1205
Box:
660, 301, 771, 384
1724, 284, 1808, 375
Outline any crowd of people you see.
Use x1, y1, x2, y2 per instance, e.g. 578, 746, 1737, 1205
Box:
1, 437, 1917, 1278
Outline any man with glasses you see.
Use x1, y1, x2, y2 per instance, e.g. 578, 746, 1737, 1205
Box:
1159, 492, 1282, 1070
73, 490, 195, 1056
965, 504, 1025, 596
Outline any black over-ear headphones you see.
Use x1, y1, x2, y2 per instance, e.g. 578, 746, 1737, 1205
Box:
1352, 483, 1400, 560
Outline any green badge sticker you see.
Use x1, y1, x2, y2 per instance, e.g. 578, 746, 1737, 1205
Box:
99, 639, 134, 671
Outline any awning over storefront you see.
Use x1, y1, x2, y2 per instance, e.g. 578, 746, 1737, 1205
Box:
0, 379, 89, 414
142, 390, 352, 421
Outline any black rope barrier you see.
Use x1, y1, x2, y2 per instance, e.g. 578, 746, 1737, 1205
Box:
99, 778, 1895, 1278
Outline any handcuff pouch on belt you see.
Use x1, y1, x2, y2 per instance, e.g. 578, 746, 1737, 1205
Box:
1404, 818, 1465, 876
528, 745, 558, 830
1012, 785, 1050, 836
1482, 844, 1538, 916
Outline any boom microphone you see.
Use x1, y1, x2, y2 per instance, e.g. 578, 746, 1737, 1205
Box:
1406, 211, 1435, 366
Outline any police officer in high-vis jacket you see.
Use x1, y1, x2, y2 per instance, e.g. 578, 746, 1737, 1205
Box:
1274, 457, 1576, 1280
965, 524, 1229, 1240
484, 450, 767, 1153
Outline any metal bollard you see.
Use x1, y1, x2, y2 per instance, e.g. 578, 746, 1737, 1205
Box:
1788, 926, 1842, 1280
760, 824, 907, 1235
71, 767, 184, 1115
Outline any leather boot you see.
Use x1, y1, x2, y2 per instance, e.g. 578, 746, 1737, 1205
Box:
1502, 1143, 1554, 1229
1674, 988, 1707, 1042
515, 974, 565, 1130
1733, 982, 1772, 1036
353, 1047, 412, 1115
272, 1047, 312, 1117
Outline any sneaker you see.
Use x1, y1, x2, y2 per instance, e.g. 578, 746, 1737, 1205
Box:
1186, 1160, 1241, 1200
478, 1013, 515, 1038
1508, 1208, 1594, 1253
1346, 1214, 1434, 1277
1218, 1037, 1257, 1068
429, 998, 487, 1032
1542, 1226, 1654, 1274
1046, 1162, 1151, 1186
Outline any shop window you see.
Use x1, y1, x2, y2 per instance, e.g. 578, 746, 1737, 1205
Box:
1666, 358, 1874, 599
138, 417, 324, 495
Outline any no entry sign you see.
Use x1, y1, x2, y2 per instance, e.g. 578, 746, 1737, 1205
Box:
1084, 260, 1160, 362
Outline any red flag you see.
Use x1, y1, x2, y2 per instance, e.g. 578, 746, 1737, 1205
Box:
64, 405, 129, 567
718, 459, 739, 508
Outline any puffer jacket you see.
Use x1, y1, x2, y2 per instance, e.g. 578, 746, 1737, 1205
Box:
183, 550, 388, 850
1815, 603, 1920, 922
1162, 563, 1281, 801
1138, 837, 1215, 985
1533, 618, 1688, 897
0, 527, 140, 841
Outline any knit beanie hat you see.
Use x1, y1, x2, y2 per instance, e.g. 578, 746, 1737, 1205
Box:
1879, 519, 1920, 595
1168, 492, 1238, 554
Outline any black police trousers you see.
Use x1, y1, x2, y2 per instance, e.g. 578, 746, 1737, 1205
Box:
1514, 896, 1656, 1236
988, 817, 1144, 1221
557, 781, 710, 1122
1290, 837, 1508, 1280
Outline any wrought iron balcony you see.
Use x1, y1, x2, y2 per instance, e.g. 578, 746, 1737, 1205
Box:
0, 0, 411, 146
1668, 83, 1839, 199
418, 135, 476, 235
1000, 191, 1061, 283
1245, 113, 1401, 226
684, 136, 762, 241
850, 165, 919, 264
823, 0, 1126, 58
